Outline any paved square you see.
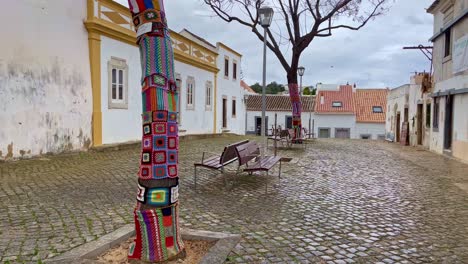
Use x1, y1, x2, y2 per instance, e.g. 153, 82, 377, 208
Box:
1, 136, 467, 263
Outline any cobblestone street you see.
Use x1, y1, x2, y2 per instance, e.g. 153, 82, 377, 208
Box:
1, 136, 468, 263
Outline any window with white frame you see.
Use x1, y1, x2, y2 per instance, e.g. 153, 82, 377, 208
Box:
232, 97, 236, 117
224, 56, 229, 78
186, 76, 195, 110
233, 61, 237, 80
108, 57, 128, 109
205, 81, 212, 110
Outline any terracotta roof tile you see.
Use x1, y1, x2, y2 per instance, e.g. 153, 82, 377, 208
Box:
314, 85, 355, 113
353, 89, 389, 123
246, 95, 315, 112
240, 81, 257, 94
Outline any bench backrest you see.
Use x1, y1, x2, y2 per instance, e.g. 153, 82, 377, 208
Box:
280, 129, 290, 138
220, 140, 249, 165
235, 141, 260, 166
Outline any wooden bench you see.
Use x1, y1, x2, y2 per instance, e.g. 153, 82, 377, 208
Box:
267, 129, 291, 148
193, 140, 249, 189
235, 141, 282, 193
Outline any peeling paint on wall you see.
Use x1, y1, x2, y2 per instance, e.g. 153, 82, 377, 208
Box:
0, 0, 92, 160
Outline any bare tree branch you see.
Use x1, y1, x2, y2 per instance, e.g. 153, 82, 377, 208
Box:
203, 0, 392, 82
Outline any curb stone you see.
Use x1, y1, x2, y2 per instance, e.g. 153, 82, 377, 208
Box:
47, 225, 241, 264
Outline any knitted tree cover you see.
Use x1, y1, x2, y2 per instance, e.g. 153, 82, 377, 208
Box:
288, 83, 303, 143
126, 0, 185, 262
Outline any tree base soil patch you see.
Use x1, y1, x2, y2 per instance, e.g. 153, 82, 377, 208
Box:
97, 237, 215, 264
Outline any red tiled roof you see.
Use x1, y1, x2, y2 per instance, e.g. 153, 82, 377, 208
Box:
354, 89, 389, 123
240, 81, 257, 94
314, 85, 354, 114
246, 95, 315, 112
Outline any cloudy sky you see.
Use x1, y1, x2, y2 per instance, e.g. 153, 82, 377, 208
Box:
115, 0, 434, 88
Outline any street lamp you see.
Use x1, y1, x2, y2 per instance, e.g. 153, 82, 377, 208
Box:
298, 66, 305, 95
258, 6, 274, 156
297, 66, 307, 137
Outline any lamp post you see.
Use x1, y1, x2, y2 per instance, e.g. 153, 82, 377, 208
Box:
298, 66, 305, 95
258, 6, 274, 156
298, 66, 307, 137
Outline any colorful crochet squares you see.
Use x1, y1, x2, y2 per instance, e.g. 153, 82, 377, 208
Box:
167, 137, 177, 150
142, 136, 152, 150
143, 124, 152, 135
153, 165, 167, 179
167, 123, 177, 136
142, 152, 151, 164
147, 188, 169, 206
167, 151, 177, 164
140, 165, 152, 180
153, 136, 166, 150
152, 122, 167, 135
170, 185, 178, 204
142, 112, 152, 124
168, 165, 177, 178
152, 74, 166, 86
153, 110, 168, 122
154, 151, 166, 164
136, 184, 178, 205
137, 184, 146, 202
168, 112, 177, 123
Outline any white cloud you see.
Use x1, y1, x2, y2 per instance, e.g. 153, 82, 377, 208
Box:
114, 0, 434, 88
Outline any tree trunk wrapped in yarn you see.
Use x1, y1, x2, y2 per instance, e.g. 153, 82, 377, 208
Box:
126, 0, 185, 262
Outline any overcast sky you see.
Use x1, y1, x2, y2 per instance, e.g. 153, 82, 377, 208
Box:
116, 0, 434, 88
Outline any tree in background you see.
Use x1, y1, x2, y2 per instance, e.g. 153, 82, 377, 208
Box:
303, 87, 311, 95
251, 81, 286, 94
311, 88, 317, 96
204, 0, 390, 142
126, 0, 185, 262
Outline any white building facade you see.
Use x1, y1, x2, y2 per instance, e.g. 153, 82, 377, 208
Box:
428, 0, 468, 162
0, 0, 247, 159
0, 0, 93, 159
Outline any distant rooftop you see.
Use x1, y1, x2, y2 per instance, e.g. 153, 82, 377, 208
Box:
246, 94, 315, 112
179, 28, 217, 49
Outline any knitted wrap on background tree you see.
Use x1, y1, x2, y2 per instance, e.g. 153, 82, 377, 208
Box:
126, 0, 185, 262
288, 83, 303, 143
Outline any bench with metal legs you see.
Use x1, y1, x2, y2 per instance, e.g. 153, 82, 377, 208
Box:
193, 140, 249, 190
234, 141, 282, 193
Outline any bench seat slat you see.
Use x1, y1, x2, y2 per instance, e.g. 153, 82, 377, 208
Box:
244, 156, 281, 172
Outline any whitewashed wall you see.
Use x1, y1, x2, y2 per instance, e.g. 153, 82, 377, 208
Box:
100, 36, 217, 144
0, 0, 92, 159
355, 123, 386, 139
452, 93, 468, 161
176, 61, 216, 135
101, 36, 142, 144
386, 85, 409, 141
313, 114, 357, 138
216, 46, 246, 135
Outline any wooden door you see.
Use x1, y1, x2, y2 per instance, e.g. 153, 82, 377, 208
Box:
222, 98, 227, 128
444, 95, 453, 150
396, 113, 401, 142
417, 104, 423, 145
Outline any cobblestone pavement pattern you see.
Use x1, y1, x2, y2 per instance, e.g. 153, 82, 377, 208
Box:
1, 136, 468, 263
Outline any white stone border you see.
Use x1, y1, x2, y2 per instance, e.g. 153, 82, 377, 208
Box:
46, 225, 241, 264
